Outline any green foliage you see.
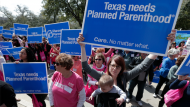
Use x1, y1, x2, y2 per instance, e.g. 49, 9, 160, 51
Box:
175, 0, 190, 30
0, 5, 54, 29
42, 0, 86, 27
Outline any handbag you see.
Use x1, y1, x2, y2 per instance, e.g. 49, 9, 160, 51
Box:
0, 70, 4, 81
85, 82, 95, 105
32, 94, 42, 107
40, 51, 46, 61
164, 81, 189, 107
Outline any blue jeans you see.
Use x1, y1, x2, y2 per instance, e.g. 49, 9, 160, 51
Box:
127, 80, 146, 101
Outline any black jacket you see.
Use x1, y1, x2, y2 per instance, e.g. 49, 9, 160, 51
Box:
0, 80, 17, 107
129, 56, 154, 82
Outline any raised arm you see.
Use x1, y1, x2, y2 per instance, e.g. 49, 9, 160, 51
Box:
124, 29, 176, 81
104, 48, 115, 58
78, 33, 104, 81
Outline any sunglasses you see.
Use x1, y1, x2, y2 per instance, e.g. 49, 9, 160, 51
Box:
55, 62, 60, 66
95, 59, 102, 61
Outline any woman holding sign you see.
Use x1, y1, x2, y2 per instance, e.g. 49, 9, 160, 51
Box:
77, 30, 175, 106
16, 47, 47, 107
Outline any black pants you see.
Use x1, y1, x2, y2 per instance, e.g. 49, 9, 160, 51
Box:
127, 80, 146, 101
28, 94, 47, 107
155, 76, 169, 94
158, 82, 172, 107
53, 62, 56, 71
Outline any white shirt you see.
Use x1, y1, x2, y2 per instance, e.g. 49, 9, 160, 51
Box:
0, 56, 6, 72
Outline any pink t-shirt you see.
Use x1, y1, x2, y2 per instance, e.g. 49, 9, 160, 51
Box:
50, 47, 60, 63
52, 71, 84, 107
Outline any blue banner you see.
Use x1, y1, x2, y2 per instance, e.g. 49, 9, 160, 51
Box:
92, 45, 108, 48
44, 22, 70, 44
176, 53, 190, 77
6, 47, 23, 60
2, 63, 48, 94
177, 30, 190, 34
14, 23, 29, 36
43, 31, 47, 39
10, 28, 14, 30
82, 0, 182, 56
60, 29, 91, 56
27, 27, 43, 43
0, 42, 13, 55
175, 33, 190, 46
0, 26, 3, 34
3, 30, 13, 39
152, 70, 160, 83
50, 59, 55, 70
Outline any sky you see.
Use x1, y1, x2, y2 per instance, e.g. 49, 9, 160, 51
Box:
0, 0, 43, 16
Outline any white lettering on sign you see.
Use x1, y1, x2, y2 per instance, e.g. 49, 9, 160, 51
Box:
86, 2, 175, 23
185, 60, 190, 67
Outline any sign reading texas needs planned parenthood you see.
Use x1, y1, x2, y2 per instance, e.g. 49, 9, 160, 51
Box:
27, 27, 43, 43
60, 29, 92, 56
2, 63, 48, 94
14, 23, 29, 36
6, 47, 23, 60
175, 53, 190, 77
45, 22, 70, 44
82, 0, 183, 56
3, 29, 13, 39
0, 42, 13, 55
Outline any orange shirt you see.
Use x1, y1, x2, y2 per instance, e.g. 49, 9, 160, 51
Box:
71, 59, 83, 80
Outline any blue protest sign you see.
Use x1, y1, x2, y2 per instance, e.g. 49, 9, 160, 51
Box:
2, 30, 13, 39
44, 22, 70, 44
82, 0, 182, 56
60, 29, 91, 56
27, 27, 43, 43
177, 30, 190, 34
0, 26, 3, 34
14, 23, 29, 36
43, 31, 47, 39
2, 63, 48, 94
92, 45, 107, 48
50, 59, 55, 70
152, 70, 160, 83
0, 26, 3, 30
175, 33, 190, 46
0, 42, 13, 55
6, 47, 22, 60
10, 28, 14, 30
176, 53, 190, 77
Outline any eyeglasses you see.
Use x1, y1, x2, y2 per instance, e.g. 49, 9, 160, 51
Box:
55, 62, 60, 66
109, 64, 121, 69
95, 59, 102, 61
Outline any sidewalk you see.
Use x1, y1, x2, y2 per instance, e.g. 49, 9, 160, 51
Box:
16, 69, 167, 107
17, 82, 167, 107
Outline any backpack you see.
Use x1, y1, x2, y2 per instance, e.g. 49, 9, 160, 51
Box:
164, 81, 189, 107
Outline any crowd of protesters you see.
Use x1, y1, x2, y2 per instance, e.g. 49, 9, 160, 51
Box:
0, 30, 190, 107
